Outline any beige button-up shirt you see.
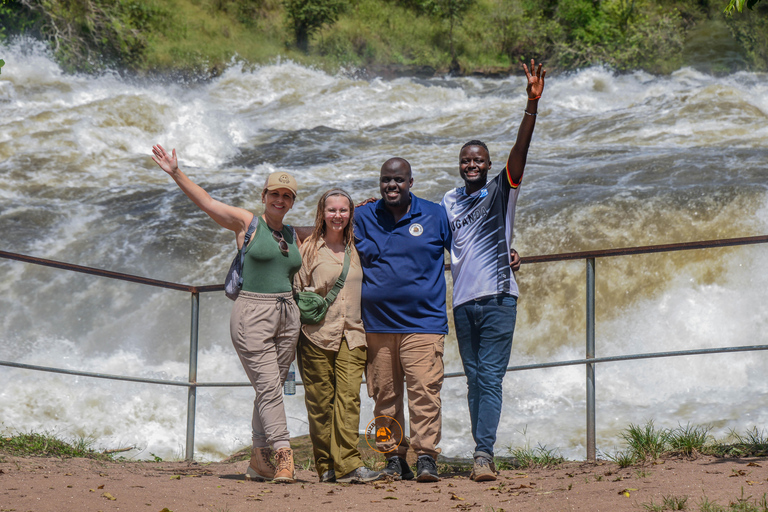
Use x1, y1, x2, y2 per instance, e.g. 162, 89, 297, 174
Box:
295, 240, 366, 351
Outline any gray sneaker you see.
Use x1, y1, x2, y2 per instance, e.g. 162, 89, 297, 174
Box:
320, 469, 336, 483
337, 466, 385, 483
470, 455, 497, 482
382, 456, 414, 480
416, 454, 440, 482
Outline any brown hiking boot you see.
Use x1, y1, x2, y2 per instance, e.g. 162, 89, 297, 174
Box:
470, 455, 497, 482
245, 446, 276, 481
273, 447, 295, 483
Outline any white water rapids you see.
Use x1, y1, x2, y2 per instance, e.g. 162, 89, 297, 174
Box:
1, 38, 767, 461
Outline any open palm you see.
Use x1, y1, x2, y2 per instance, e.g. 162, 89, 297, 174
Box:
151, 144, 178, 176
523, 59, 546, 99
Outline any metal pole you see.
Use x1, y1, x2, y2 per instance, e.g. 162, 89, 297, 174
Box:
586, 258, 596, 462
185, 291, 200, 461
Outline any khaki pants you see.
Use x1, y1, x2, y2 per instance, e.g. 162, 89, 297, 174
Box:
230, 291, 300, 449
297, 333, 367, 477
366, 333, 444, 459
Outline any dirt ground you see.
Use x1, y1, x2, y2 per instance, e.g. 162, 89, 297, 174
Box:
2, 450, 768, 512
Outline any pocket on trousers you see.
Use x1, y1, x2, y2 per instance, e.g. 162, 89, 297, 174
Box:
434, 335, 445, 358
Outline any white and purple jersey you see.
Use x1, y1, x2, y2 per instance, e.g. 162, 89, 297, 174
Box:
441, 165, 522, 307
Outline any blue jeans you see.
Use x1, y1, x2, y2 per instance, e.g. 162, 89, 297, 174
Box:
453, 294, 517, 458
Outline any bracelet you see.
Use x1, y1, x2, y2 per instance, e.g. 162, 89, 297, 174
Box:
529, 95, 541, 101
524, 110, 537, 117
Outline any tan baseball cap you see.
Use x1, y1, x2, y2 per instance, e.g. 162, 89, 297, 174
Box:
264, 172, 298, 197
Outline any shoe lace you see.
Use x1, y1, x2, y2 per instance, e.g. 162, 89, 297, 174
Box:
260, 449, 276, 469
476, 456, 492, 468
419, 456, 437, 471
275, 449, 292, 471
385, 457, 402, 472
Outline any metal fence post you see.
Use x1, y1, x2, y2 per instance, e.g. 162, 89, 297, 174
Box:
185, 291, 200, 461
586, 258, 596, 462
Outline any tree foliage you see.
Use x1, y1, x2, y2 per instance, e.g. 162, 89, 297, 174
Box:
430, 0, 475, 71
283, 0, 347, 52
9, 0, 171, 72
724, 0, 763, 14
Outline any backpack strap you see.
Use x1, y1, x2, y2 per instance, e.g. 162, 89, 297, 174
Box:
323, 245, 351, 306
237, 215, 260, 287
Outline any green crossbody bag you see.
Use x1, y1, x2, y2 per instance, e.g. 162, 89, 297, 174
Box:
295, 246, 350, 325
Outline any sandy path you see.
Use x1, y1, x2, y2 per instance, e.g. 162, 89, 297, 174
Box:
2, 453, 767, 512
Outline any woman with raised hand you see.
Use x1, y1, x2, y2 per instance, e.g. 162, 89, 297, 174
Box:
294, 189, 383, 484
151, 144, 301, 483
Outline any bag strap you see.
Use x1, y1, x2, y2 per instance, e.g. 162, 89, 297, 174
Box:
237, 215, 260, 287
323, 245, 351, 306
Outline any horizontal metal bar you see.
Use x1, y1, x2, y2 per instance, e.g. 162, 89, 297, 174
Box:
0, 250, 198, 293
193, 381, 305, 387
4, 234, 766, 294
443, 344, 768, 378
0, 360, 193, 387
519, 234, 768, 265
8, 344, 763, 389
0, 360, 307, 388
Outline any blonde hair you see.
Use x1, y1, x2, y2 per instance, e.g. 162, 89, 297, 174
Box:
303, 188, 355, 265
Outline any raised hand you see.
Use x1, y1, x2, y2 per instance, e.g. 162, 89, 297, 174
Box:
522, 59, 546, 100
151, 144, 179, 176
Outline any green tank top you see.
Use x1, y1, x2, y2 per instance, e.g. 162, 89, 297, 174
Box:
241, 217, 302, 294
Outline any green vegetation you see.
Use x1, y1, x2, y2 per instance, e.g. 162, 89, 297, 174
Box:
0, 430, 115, 460
623, 420, 672, 461
700, 491, 768, 512
284, 0, 347, 52
2, 423, 766, 469
642, 495, 690, 511
0, 0, 766, 76
724, 2, 768, 71
606, 422, 768, 467
668, 423, 714, 456
708, 427, 768, 458
607, 421, 713, 465
507, 442, 565, 468
724, 0, 764, 14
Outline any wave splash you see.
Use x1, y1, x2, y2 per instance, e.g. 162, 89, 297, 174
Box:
1, 40, 767, 460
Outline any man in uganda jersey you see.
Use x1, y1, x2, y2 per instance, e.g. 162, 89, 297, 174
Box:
441, 59, 546, 483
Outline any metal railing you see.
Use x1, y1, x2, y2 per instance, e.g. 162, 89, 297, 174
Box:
1, 233, 767, 462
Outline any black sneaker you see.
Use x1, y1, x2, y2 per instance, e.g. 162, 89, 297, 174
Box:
416, 454, 440, 482
382, 456, 414, 480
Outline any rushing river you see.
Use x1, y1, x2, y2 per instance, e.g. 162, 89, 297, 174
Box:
1, 38, 767, 462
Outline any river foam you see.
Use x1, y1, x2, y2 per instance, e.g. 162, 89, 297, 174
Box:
1, 39, 767, 460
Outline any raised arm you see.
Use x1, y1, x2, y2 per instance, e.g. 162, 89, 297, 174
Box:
506, 59, 546, 184
151, 144, 253, 244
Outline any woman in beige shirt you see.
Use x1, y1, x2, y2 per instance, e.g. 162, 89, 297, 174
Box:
295, 189, 383, 484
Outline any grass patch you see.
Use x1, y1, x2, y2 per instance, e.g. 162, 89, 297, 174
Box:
622, 420, 670, 462
607, 422, 767, 470
507, 442, 564, 469
668, 423, 713, 456
0, 431, 114, 460
707, 428, 768, 458
642, 495, 689, 511
699, 491, 768, 512
606, 447, 637, 468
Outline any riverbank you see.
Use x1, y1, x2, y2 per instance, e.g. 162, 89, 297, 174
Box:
1, 0, 766, 77
2, 452, 767, 511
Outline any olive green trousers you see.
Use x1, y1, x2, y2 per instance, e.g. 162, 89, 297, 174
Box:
297, 332, 367, 478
